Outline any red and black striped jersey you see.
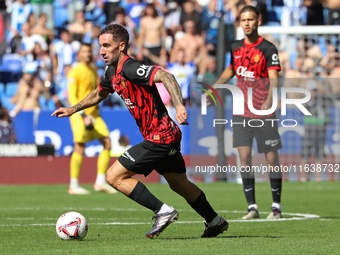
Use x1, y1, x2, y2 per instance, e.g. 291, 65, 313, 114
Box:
230, 36, 281, 118
99, 56, 181, 144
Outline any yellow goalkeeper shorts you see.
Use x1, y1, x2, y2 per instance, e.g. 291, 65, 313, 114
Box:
70, 113, 109, 143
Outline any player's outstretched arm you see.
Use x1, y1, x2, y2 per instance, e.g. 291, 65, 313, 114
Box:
153, 69, 189, 125
51, 87, 109, 118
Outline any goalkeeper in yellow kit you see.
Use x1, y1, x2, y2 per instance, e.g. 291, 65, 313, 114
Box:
67, 43, 117, 195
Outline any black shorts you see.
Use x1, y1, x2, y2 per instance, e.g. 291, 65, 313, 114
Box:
232, 115, 282, 153
118, 140, 186, 177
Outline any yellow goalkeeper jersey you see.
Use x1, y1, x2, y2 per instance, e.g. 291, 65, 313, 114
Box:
68, 62, 99, 117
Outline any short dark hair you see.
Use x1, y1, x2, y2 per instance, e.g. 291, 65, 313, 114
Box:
100, 24, 129, 52
239, 5, 260, 19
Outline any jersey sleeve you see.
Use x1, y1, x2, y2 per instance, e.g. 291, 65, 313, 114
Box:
122, 58, 160, 86
265, 44, 281, 71
99, 66, 115, 93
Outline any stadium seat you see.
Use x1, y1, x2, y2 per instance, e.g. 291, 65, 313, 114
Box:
0, 94, 14, 110
5, 82, 18, 96
1, 54, 23, 72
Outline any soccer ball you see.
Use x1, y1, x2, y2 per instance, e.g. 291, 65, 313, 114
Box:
56, 211, 88, 240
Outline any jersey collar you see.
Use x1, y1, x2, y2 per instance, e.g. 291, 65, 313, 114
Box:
116, 55, 129, 73
244, 36, 263, 47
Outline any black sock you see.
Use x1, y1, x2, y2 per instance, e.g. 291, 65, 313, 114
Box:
241, 169, 256, 205
188, 191, 217, 223
269, 171, 282, 203
127, 181, 164, 213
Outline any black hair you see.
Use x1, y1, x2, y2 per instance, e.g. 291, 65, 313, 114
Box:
100, 24, 129, 53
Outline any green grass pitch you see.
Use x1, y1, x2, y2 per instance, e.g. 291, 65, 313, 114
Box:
0, 181, 339, 254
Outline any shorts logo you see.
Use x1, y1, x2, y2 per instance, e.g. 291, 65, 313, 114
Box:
168, 149, 177, 156
122, 151, 135, 162
265, 139, 280, 147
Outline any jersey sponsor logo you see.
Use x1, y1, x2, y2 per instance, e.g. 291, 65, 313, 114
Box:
236, 66, 255, 79
265, 139, 280, 147
122, 151, 135, 162
136, 64, 152, 77
124, 98, 135, 109
254, 54, 260, 63
272, 54, 279, 65
168, 148, 177, 156
153, 135, 160, 140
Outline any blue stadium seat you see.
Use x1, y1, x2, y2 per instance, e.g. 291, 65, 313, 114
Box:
1, 54, 23, 72
0, 95, 15, 110
5, 82, 18, 96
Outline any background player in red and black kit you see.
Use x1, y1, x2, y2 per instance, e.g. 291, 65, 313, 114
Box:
52, 24, 228, 238
211, 6, 283, 219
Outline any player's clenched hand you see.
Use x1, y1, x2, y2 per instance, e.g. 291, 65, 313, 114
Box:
175, 105, 189, 125
51, 107, 75, 118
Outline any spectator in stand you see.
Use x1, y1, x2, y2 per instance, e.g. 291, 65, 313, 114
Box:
104, 0, 121, 24
18, 23, 48, 61
280, 0, 306, 54
67, 10, 87, 42
136, 3, 167, 65
52, 64, 71, 108
170, 19, 207, 75
327, 0, 340, 25
10, 61, 51, 118
33, 42, 54, 88
320, 42, 340, 75
303, 0, 324, 25
126, 0, 147, 33
30, 0, 54, 29
51, 29, 81, 75
31, 13, 54, 45
167, 48, 196, 106
84, 0, 106, 26
201, 0, 220, 56
164, 0, 182, 36
113, 7, 136, 55
63, 0, 85, 24
0, 107, 16, 144
7, 0, 32, 50
142, 48, 172, 107
180, 0, 202, 35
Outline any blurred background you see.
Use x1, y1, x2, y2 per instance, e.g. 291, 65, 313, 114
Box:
0, 0, 339, 184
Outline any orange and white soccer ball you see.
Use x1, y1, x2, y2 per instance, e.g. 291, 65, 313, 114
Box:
56, 212, 88, 240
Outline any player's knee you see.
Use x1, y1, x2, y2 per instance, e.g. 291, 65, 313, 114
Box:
266, 152, 278, 165
239, 155, 251, 166
168, 180, 188, 193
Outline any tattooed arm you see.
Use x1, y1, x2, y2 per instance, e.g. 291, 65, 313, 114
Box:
51, 87, 109, 118
153, 69, 189, 125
